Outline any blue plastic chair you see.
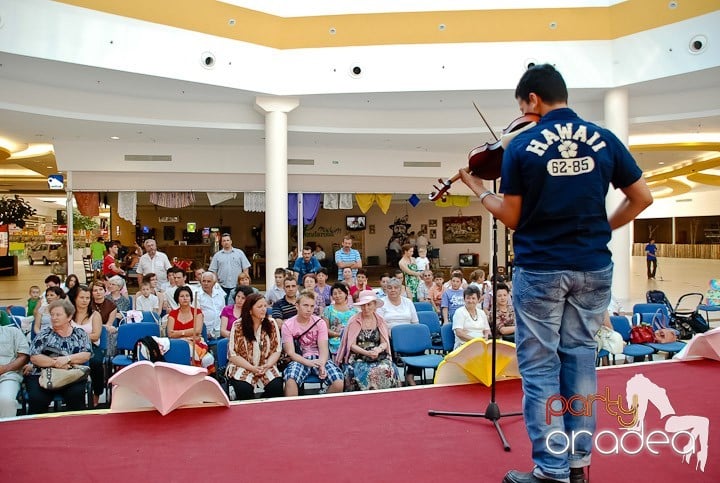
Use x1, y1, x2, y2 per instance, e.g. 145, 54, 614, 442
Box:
216, 337, 229, 369
413, 301, 434, 313
440, 323, 455, 353
163, 339, 192, 365
9, 306, 26, 317
391, 324, 443, 384
632, 303, 670, 320
140, 311, 160, 324
111, 322, 160, 368
596, 348, 611, 366
631, 312, 686, 358
609, 316, 654, 363
417, 311, 443, 352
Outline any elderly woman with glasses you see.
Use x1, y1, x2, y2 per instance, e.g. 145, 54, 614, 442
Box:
376, 278, 419, 332
335, 291, 400, 391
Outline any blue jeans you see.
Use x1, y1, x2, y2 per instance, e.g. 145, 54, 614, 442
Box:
513, 264, 612, 481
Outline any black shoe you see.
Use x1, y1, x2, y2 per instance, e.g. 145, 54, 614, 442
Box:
570, 467, 588, 483
502, 470, 564, 483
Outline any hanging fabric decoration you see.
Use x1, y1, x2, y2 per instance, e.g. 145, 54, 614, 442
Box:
323, 193, 339, 209
74, 192, 100, 217
355, 194, 392, 214
354, 194, 375, 214
323, 193, 354, 210
207, 192, 236, 206
407, 194, 421, 207
149, 192, 195, 208
374, 194, 392, 214
434, 194, 471, 208
243, 192, 265, 212
339, 193, 353, 210
117, 192, 137, 224
288, 193, 322, 226
302, 193, 322, 225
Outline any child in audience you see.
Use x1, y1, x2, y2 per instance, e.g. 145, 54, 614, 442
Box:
26, 285, 42, 316
302, 273, 325, 315
6, 286, 43, 333
415, 247, 430, 272
135, 281, 161, 314
441, 274, 465, 325
443, 268, 468, 290
265, 267, 287, 305
349, 269, 371, 301
429, 274, 444, 314
469, 269, 488, 296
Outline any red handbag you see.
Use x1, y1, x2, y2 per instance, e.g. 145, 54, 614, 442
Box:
630, 325, 654, 344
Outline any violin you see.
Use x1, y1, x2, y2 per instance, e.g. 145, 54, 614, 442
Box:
428, 113, 540, 201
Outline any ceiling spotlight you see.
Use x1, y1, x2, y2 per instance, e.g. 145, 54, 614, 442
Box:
110, 136, 120, 140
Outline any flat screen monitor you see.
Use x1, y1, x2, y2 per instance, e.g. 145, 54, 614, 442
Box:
346, 215, 366, 231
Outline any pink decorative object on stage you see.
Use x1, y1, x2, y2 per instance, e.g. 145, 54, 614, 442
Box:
108, 361, 229, 415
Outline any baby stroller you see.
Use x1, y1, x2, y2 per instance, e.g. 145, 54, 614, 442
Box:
646, 290, 709, 339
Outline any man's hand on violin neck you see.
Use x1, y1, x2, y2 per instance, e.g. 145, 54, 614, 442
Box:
458, 168, 487, 196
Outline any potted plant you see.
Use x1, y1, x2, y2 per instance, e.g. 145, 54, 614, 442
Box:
0, 195, 36, 259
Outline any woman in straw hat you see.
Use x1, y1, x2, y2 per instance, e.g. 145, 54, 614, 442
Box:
335, 290, 400, 391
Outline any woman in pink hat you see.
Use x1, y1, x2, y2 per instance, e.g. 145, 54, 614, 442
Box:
335, 290, 400, 391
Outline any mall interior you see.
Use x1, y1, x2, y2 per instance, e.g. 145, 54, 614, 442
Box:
0, 0, 719, 311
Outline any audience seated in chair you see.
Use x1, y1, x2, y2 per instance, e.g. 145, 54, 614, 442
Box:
220, 286, 254, 339
26, 299, 92, 414
0, 324, 30, 418
282, 290, 343, 396
72, 286, 105, 407
452, 286, 491, 350
166, 286, 215, 372
226, 294, 283, 400
335, 291, 400, 391
322, 283, 359, 358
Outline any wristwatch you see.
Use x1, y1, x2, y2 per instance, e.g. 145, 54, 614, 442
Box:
479, 191, 494, 203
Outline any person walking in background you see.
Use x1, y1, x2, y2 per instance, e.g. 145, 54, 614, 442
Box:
90, 237, 105, 271
460, 64, 652, 483
645, 237, 657, 279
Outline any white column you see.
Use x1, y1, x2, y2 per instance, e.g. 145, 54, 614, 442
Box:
604, 88, 632, 309
255, 96, 299, 282
296, 192, 304, 252
65, 172, 74, 278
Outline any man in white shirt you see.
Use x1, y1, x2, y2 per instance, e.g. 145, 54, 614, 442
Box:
0, 325, 30, 418
196, 271, 226, 339
137, 239, 172, 290
208, 233, 251, 297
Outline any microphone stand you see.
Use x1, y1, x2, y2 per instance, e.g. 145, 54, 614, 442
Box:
428, 179, 522, 451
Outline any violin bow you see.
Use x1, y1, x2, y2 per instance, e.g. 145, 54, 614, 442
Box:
429, 103, 497, 201
472, 102, 500, 142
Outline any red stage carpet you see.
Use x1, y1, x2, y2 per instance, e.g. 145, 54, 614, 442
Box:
1, 359, 718, 482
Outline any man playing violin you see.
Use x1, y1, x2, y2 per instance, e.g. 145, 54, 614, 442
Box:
460, 64, 652, 483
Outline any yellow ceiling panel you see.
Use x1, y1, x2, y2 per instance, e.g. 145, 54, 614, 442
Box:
56, 0, 720, 49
